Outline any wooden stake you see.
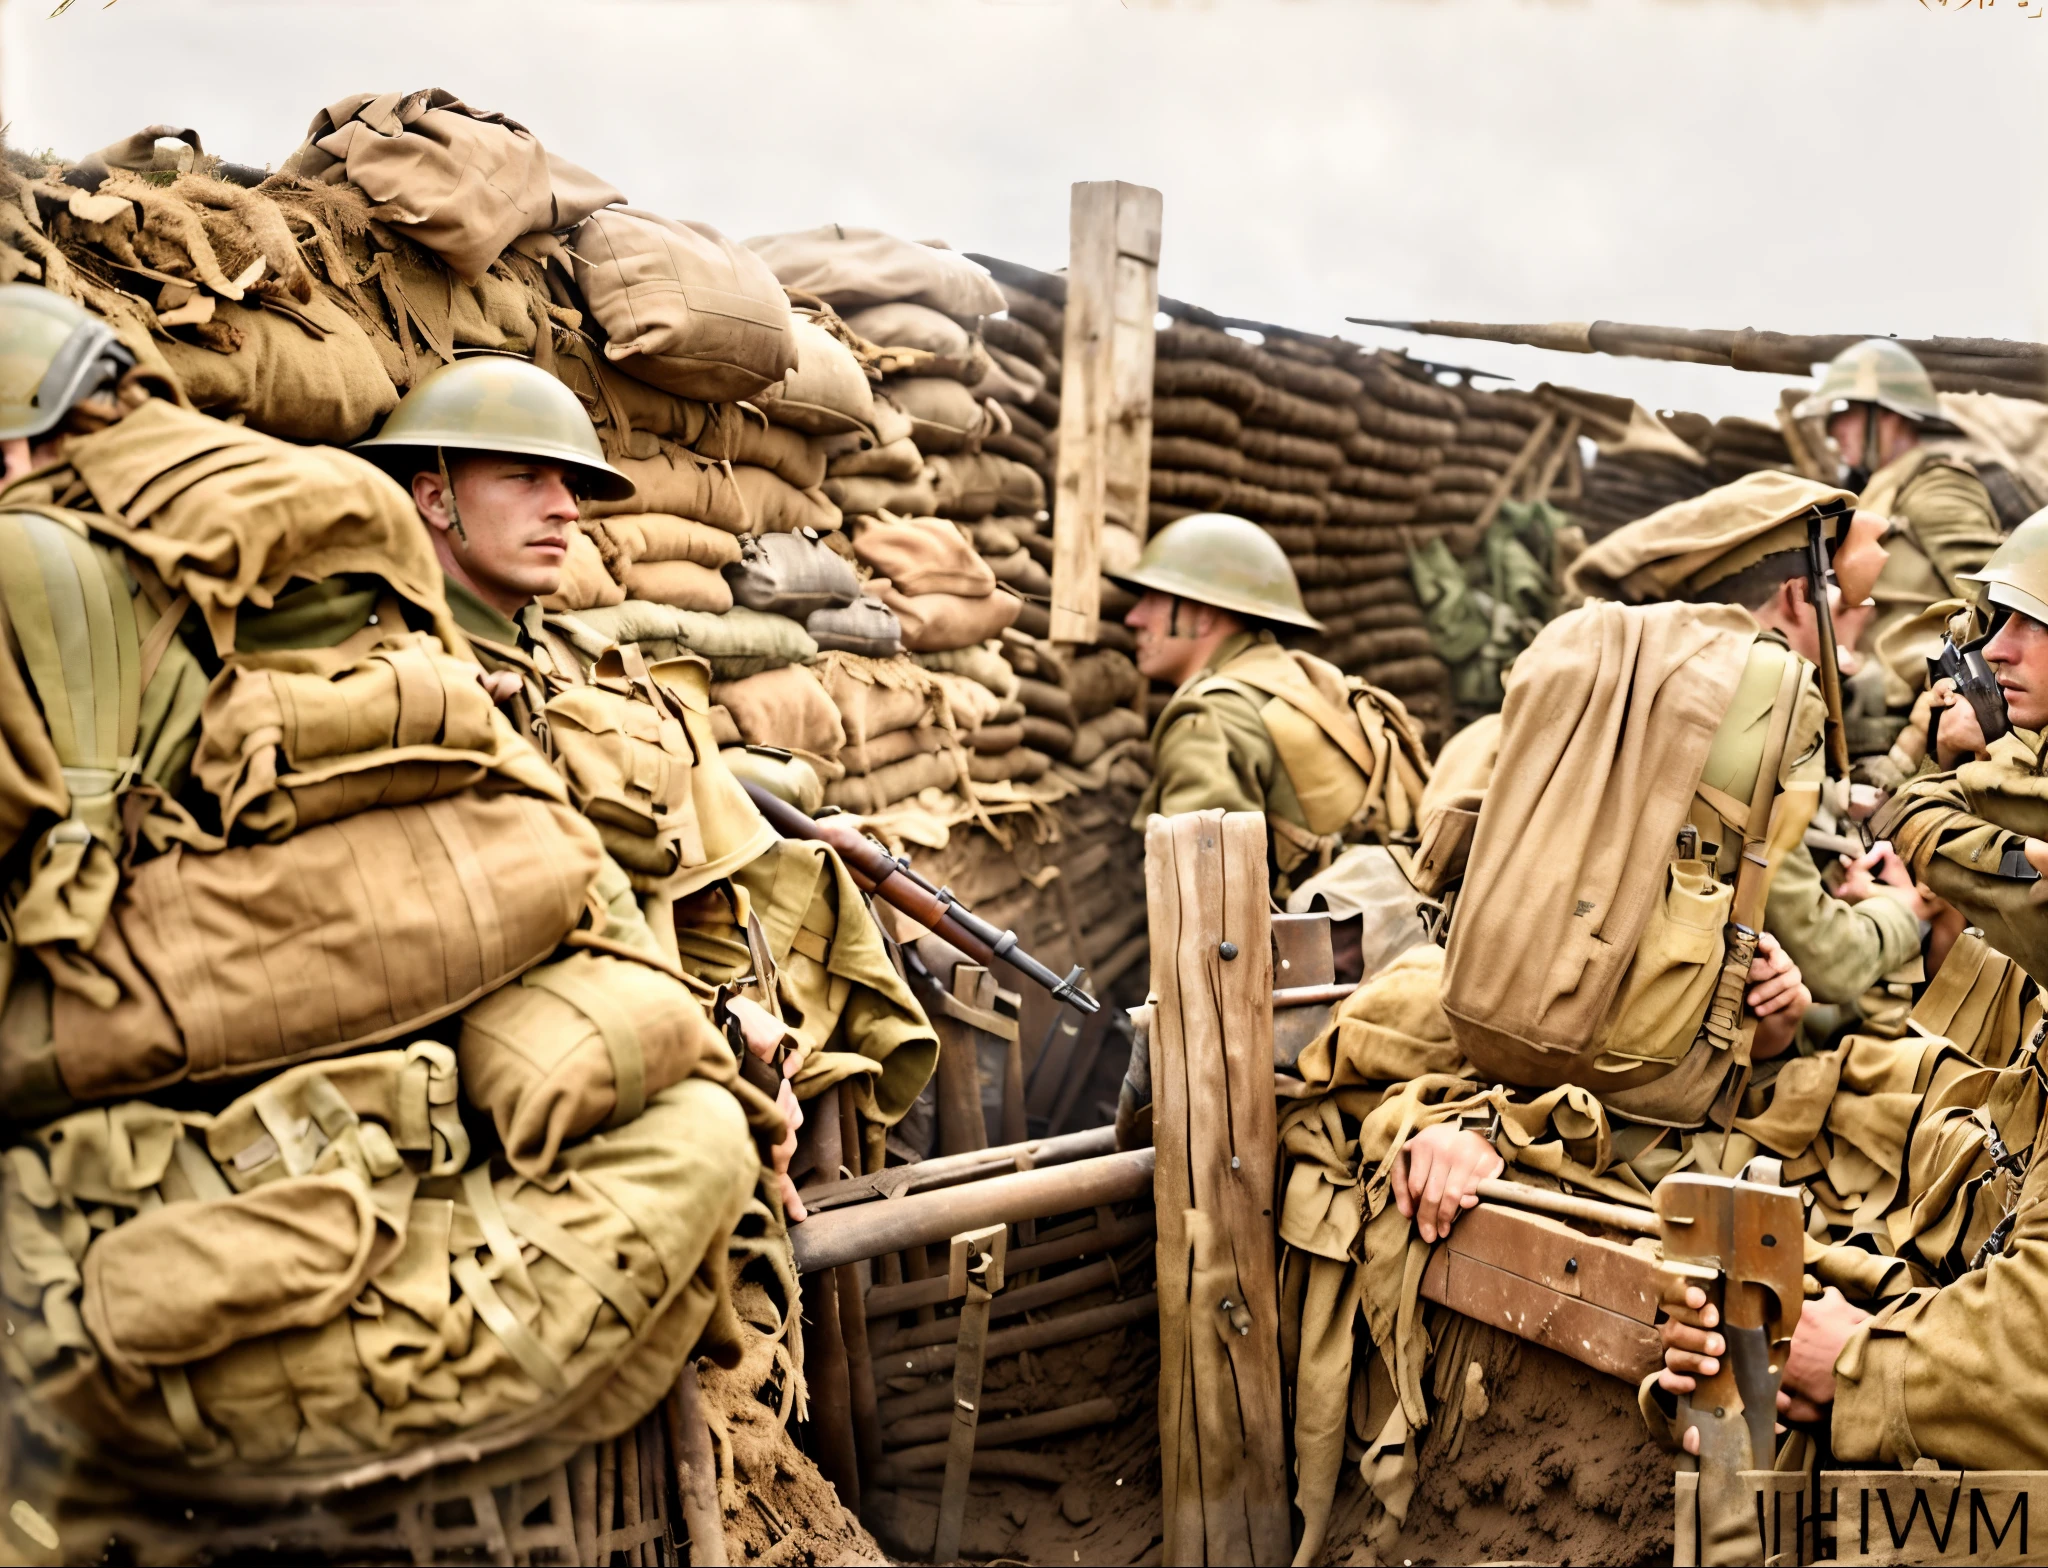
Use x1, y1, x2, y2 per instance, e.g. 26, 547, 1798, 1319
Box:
933, 1224, 1007, 1563
665, 1367, 727, 1568
801, 1269, 862, 1515
1052, 180, 1163, 643
1148, 809, 1292, 1566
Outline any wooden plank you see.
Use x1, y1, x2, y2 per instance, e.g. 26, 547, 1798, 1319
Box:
1419, 1250, 1661, 1384
1051, 180, 1162, 644
1145, 812, 1202, 1565
1442, 1201, 1664, 1319
930, 963, 993, 1157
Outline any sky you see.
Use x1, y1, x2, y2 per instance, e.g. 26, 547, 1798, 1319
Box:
2, 0, 2039, 420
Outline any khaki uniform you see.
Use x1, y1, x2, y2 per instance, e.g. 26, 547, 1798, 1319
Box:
1135, 630, 1425, 897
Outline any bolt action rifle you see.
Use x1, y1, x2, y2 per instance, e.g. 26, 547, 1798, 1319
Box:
1927, 630, 2011, 761
740, 779, 1100, 1015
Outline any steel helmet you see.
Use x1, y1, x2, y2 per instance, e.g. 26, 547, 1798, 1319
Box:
1792, 339, 1944, 425
354, 355, 635, 502
1109, 512, 1322, 631
1961, 504, 2048, 625
0, 283, 135, 442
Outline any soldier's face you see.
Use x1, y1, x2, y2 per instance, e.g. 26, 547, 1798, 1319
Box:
1985, 612, 2048, 731
413, 455, 581, 614
1127, 590, 1221, 684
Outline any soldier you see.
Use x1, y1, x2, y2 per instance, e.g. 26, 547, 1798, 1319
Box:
1114, 511, 1428, 900
1396, 477, 1929, 1238
356, 357, 818, 1211
1796, 339, 2002, 768
0, 285, 153, 482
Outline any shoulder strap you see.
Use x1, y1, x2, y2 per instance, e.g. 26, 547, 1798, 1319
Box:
1198, 653, 1382, 781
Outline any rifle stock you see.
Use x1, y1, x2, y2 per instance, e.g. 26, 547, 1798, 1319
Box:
740, 781, 1100, 1014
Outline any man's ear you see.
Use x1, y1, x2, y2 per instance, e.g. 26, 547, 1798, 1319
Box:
412, 468, 451, 533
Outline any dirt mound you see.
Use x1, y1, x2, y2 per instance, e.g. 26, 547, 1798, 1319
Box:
1318, 1329, 1675, 1566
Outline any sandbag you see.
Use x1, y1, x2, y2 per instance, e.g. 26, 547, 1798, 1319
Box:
724, 530, 860, 619
458, 950, 730, 1177
585, 443, 749, 530
55, 790, 605, 1100
812, 651, 938, 747
593, 513, 744, 571
290, 89, 621, 280
571, 206, 796, 401
844, 302, 990, 382
193, 633, 559, 841
822, 471, 937, 518
914, 641, 1019, 701
841, 725, 948, 775
826, 434, 924, 482
730, 464, 842, 535
850, 514, 993, 598
1020, 714, 1075, 757
745, 226, 1005, 316
927, 452, 1002, 520
537, 525, 627, 612
1066, 648, 1143, 721
876, 584, 1021, 653
159, 291, 398, 445
806, 596, 903, 658
928, 670, 1002, 733
986, 547, 1049, 597
549, 603, 816, 679
823, 749, 963, 814
711, 665, 845, 759
759, 315, 876, 438
971, 721, 1025, 755
617, 559, 733, 613
719, 745, 824, 814
692, 409, 826, 490
880, 377, 990, 455
1069, 705, 1148, 766
6, 1058, 756, 1479
968, 747, 1050, 784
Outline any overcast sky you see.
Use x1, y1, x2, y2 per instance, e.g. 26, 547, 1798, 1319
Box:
3, 0, 2039, 419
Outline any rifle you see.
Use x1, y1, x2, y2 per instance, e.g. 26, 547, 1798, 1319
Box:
1927, 631, 2012, 762
1805, 501, 1853, 780
740, 780, 1101, 1015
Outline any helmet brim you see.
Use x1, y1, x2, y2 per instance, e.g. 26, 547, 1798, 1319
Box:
353, 435, 637, 504
1108, 565, 1325, 632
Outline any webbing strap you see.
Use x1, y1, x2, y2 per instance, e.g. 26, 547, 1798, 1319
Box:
461, 1164, 540, 1312
157, 1366, 225, 1456
450, 1254, 569, 1398
170, 1130, 233, 1203
0, 509, 140, 774
136, 589, 191, 694
1200, 660, 1382, 784
499, 1193, 651, 1332
523, 960, 647, 1127
424, 796, 508, 983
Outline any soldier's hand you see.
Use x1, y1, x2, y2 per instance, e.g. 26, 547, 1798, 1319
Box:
726, 994, 788, 1063
1392, 1121, 1503, 1244
476, 669, 523, 706
1777, 1286, 1867, 1421
772, 1075, 807, 1225
1931, 681, 1990, 767
1746, 934, 1810, 1060
1836, 840, 1938, 921
1658, 1282, 1721, 1395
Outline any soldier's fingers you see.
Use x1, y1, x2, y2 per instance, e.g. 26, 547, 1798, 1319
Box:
1783, 1395, 1825, 1425
1392, 1148, 1415, 1217
1666, 1350, 1720, 1377
1660, 1321, 1718, 1357
1657, 1368, 1697, 1396
1681, 1425, 1701, 1458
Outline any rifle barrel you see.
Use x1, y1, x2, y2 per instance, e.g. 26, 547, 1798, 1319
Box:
1473, 1178, 1660, 1237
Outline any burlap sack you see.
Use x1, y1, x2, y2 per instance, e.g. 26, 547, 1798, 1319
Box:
585, 443, 749, 530
880, 377, 991, 455
711, 665, 845, 759
844, 302, 991, 384
719, 745, 825, 813
812, 651, 937, 747
826, 434, 923, 482
458, 950, 730, 1177
807, 596, 902, 658
1014, 675, 1075, 723
1069, 706, 1147, 766
744, 226, 1004, 315
53, 790, 604, 1100
724, 530, 859, 620
926, 452, 1005, 521
290, 89, 621, 280
1020, 714, 1075, 757
570, 206, 796, 401
193, 633, 559, 841
914, 641, 1019, 701
928, 670, 1001, 732
968, 747, 1050, 784
617, 559, 733, 612
159, 291, 398, 445
850, 514, 993, 598
537, 526, 626, 612
877, 584, 1020, 653
840, 725, 947, 775
34, 399, 458, 658
1066, 648, 1142, 721
822, 472, 937, 518
593, 513, 743, 571
823, 749, 962, 814
549, 603, 817, 678
7, 1058, 756, 1479
730, 465, 842, 535
758, 315, 876, 438
970, 720, 1025, 755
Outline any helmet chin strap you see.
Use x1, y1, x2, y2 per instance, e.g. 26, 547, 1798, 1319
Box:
1862, 405, 1884, 479
436, 446, 469, 547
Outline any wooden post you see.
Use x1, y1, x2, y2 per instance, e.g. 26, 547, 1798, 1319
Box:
664, 1367, 727, 1567
1051, 179, 1163, 644
933, 1224, 1007, 1563
1146, 810, 1290, 1566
